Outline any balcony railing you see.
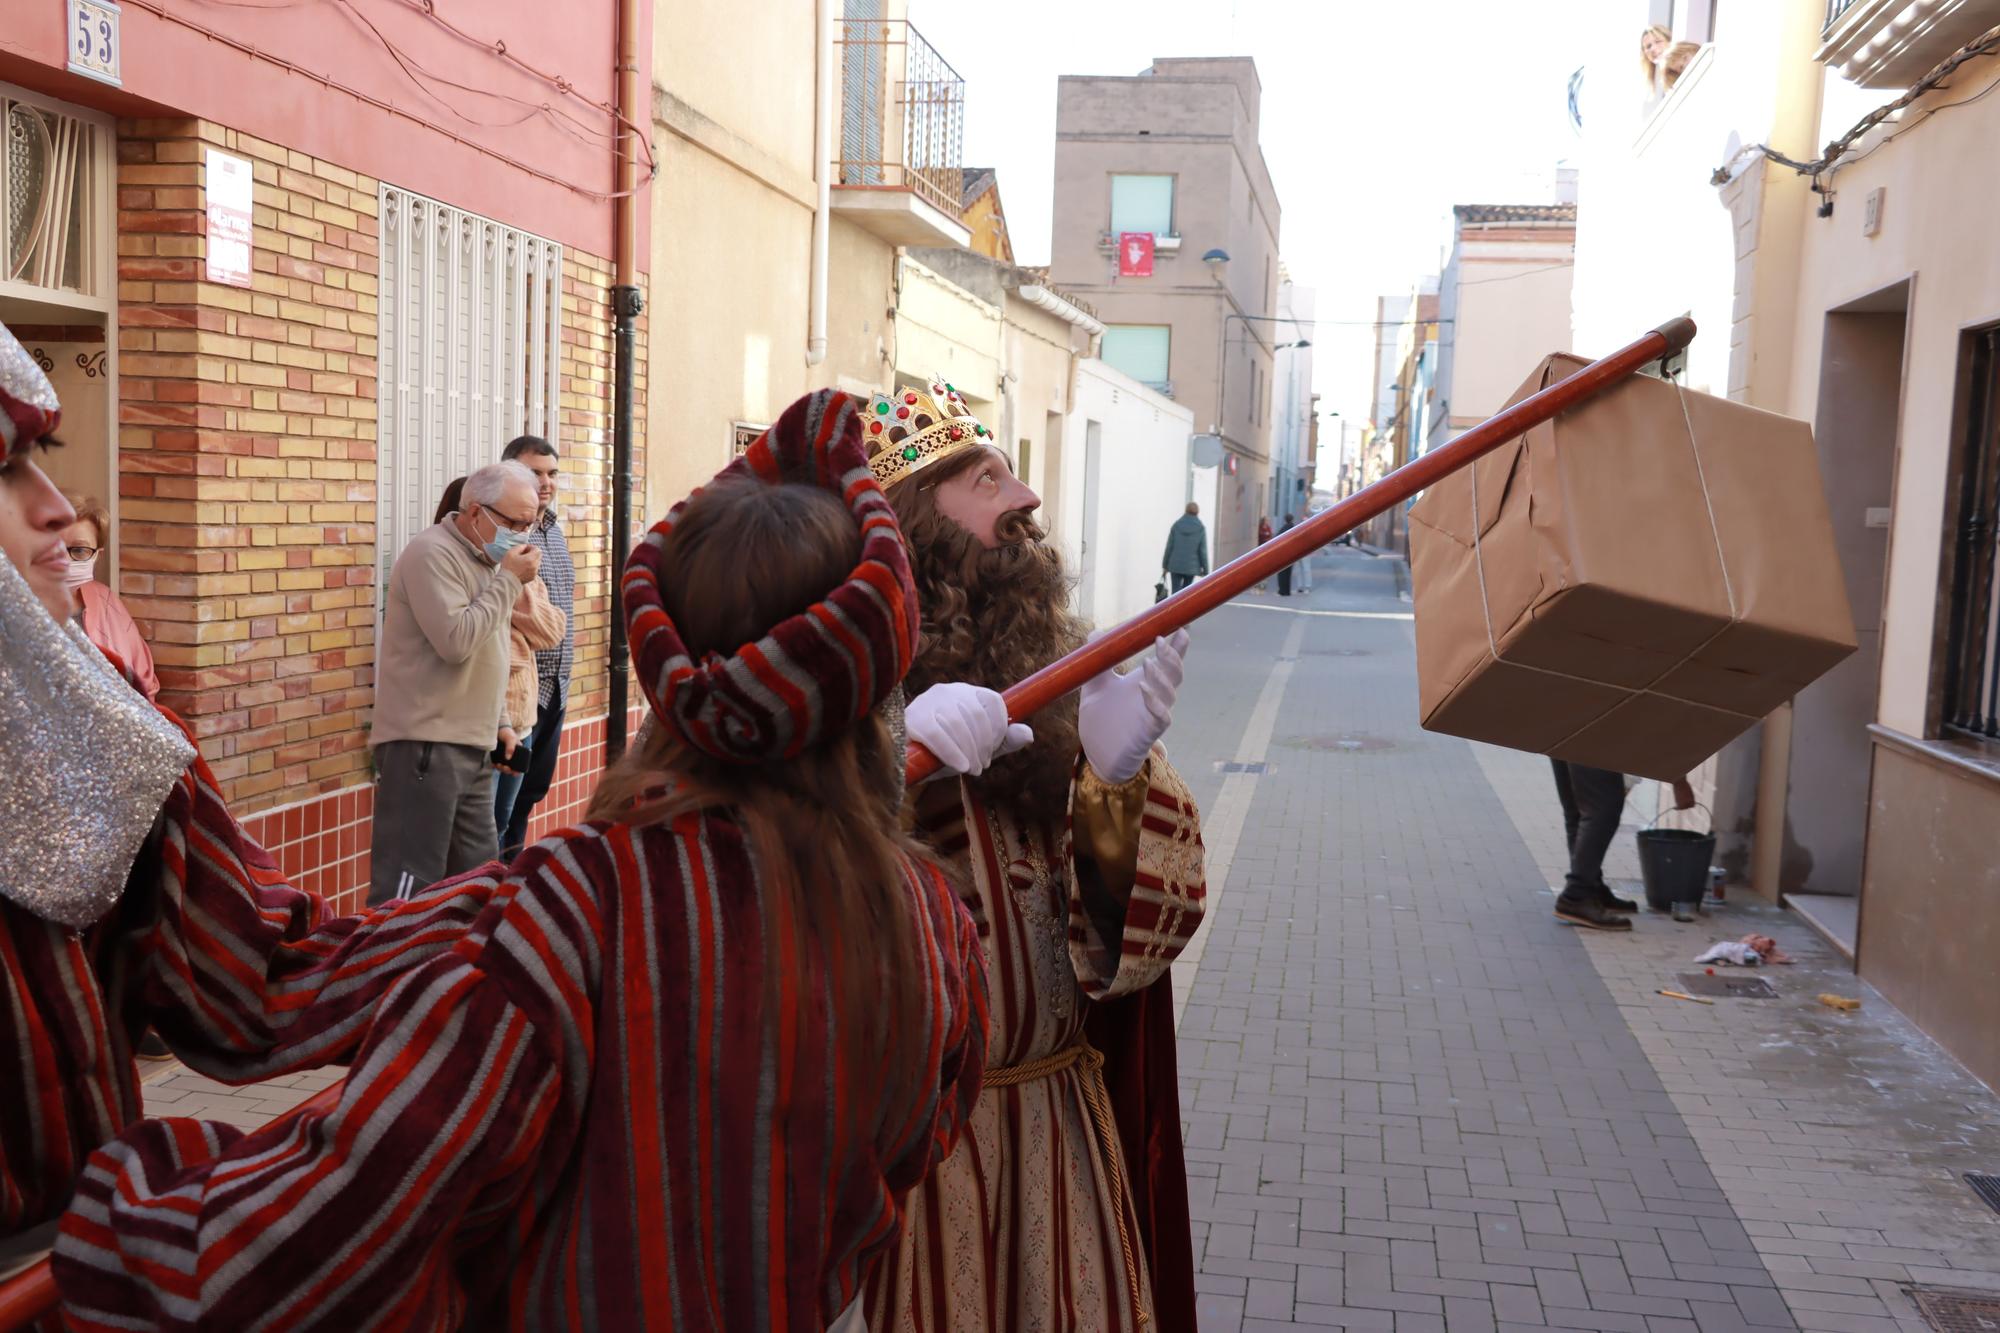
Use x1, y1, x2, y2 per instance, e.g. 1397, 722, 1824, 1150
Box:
836, 19, 965, 218
1824, 0, 1861, 32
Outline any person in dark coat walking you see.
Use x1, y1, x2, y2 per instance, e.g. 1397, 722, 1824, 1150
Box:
1161, 503, 1208, 593
1275, 513, 1297, 596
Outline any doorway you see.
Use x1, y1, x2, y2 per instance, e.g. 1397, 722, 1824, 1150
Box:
1781, 280, 1907, 955
2, 83, 117, 580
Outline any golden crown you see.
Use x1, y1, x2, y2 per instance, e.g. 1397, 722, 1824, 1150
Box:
863, 377, 993, 489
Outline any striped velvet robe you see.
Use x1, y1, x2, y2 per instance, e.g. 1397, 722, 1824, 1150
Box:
0, 747, 493, 1246
54, 813, 989, 1332
865, 748, 1206, 1333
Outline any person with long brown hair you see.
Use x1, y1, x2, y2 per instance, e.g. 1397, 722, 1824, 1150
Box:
53, 389, 993, 1331
859, 380, 1209, 1333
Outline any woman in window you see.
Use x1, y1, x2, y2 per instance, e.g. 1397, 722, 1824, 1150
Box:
58, 490, 160, 700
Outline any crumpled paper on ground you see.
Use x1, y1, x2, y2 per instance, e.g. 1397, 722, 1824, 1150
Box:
1694, 934, 1797, 968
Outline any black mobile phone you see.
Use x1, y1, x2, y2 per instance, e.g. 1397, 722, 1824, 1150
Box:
491, 740, 533, 774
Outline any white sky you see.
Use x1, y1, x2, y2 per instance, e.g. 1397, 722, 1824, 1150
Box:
915, 0, 1592, 426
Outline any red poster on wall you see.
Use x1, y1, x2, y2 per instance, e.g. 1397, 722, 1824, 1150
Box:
1118, 231, 1155, 277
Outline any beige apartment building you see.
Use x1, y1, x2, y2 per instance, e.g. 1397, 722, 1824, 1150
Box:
1430, 200, 1576, 443
1048, 57, 1284, 566
1574, 0, 2000, 1089
647, 0, 971, 513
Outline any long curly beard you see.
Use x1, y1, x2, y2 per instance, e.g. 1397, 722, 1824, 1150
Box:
897, 504, 1090, 827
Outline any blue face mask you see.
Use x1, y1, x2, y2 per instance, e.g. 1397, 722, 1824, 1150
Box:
480, 511, 529, 564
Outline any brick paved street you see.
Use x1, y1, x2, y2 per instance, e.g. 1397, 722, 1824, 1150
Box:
136, 546, 2000, 1332
1166, 548, 2000, 1333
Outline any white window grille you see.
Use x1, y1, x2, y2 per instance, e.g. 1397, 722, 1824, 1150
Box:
1, 86, 112, 306
376, 185, 562, 595
731, 421, 767, 456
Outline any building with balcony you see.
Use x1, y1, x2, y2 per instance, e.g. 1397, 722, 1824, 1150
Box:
648, 2, 972, 511
1048, 57, 1285, 566
1572, 0, 2000, 1092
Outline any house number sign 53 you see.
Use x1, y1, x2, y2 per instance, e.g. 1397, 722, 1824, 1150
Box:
67, 0, 122, 87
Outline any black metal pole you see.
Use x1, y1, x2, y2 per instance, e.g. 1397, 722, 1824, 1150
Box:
607, 283, 642, 760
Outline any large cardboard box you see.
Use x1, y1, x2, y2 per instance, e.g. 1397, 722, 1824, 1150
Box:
1408, 354, 1856, 781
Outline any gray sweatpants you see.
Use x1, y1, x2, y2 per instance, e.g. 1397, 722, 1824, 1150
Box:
369, 739, 497, 904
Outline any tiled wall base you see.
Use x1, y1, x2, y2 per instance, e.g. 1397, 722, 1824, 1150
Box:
237, 709, 647, 915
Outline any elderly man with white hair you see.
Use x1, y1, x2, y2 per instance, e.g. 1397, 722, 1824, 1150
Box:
370, 459, 543, 902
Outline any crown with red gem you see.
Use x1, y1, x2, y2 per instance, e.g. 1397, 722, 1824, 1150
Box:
862, 376, 993, 489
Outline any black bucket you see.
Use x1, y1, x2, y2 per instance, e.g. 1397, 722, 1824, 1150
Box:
1636, 827, 1716, 913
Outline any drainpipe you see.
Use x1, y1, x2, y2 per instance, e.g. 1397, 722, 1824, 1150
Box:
806, 0, 834, 368
607, 0, 646, 759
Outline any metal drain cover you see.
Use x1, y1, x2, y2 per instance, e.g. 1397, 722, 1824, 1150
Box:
1291, 733, 1397, 753
1675, 971, 1779, 999
1907, 1285, 2000, 1331
1967, 1172, 2000, 1217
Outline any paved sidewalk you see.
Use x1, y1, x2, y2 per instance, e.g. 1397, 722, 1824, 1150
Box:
1168, 548, 2000, 1333
142, 1057, 338, 1128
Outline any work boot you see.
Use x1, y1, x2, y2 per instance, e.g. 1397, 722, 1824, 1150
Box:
1593, 882, 1639, 913
1555, 891, 1633, 931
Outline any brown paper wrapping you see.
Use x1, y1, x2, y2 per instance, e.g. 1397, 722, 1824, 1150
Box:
1408, 354, 1856, 780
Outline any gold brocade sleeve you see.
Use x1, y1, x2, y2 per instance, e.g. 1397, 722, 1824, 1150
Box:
1072, 757, 1152, 901
1065, 747, 1208, 1001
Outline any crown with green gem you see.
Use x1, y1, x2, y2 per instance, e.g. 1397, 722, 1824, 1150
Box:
863, 377, 993, 489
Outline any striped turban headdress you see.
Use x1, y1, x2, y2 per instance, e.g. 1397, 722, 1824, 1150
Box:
623, 388, 919, 763
0, 321, 61, 464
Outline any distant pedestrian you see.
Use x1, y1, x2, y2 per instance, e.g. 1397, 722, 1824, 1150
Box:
496, 434, 576, 860
369, 459, 541, 903
1550, 760, 1635, 930
1256, 513, 1274, 592
1162, 501, 1208, 593
1276, 512, 1297, 596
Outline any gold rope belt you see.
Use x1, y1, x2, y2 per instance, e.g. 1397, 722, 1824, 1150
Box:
983, 1040, 1150, 1326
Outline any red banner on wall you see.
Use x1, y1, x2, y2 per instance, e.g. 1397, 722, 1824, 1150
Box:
1118, 231, 1155, 277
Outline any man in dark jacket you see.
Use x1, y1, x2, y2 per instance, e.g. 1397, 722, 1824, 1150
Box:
1161, 502, 1208, 593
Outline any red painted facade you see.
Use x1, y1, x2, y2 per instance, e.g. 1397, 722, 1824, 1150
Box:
0, 0, 646, 253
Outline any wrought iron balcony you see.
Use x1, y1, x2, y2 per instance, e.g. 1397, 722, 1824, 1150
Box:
834, 19, 970, 246
1824, 0, 1860, 29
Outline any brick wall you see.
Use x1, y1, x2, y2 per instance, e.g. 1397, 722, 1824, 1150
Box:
113, 116, 648, 907
116, 117, 380, 809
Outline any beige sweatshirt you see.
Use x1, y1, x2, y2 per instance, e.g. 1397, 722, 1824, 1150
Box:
371, 519, 523, 750
506, 577, 567, 739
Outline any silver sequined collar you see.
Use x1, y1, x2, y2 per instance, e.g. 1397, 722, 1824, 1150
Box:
0, 556, 193, 929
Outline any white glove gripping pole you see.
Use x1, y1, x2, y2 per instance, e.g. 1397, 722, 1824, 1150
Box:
903, 682, 1034, 781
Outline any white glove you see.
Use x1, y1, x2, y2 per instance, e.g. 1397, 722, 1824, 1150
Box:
905, 682, 1034, 780
1078, 629, 1188, 784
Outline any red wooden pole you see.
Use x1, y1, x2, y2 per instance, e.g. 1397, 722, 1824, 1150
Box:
904, 317, 1697, 786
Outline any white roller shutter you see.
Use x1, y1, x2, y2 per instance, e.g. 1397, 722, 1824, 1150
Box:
377, 184, 562, 602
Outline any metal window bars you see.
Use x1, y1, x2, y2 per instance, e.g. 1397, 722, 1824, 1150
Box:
3, 97, 98, 295
835, 19, 965, 218
1825, 0, 1862, 33
1943, 325, 2000, 740
376, 185, 563, 597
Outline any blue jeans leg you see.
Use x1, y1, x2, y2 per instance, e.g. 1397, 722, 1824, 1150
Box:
493, 768, 526, 854
501, 699, 566, 859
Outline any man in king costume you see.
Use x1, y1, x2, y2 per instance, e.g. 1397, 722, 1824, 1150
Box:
862, 381, 1207, 1332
